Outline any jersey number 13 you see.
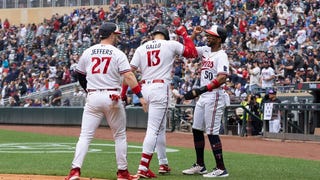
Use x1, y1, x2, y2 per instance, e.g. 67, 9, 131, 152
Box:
147, 50, 160, 67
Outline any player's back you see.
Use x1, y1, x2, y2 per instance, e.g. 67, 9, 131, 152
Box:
78, 43, 129, 90
131, 39, 184, 81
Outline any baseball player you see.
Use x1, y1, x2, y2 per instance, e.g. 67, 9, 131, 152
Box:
65, 22, 147, 180
182, 25, 230, 178
125, 24, 197, 178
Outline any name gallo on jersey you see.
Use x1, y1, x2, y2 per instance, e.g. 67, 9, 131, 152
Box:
91, 49, 113, 55
146, 43, 161, 49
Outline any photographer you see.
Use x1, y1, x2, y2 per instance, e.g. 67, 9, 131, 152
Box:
249, 93, 263, 135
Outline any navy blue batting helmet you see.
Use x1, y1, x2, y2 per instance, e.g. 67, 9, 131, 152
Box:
152, 25, 170, 40
99, 22, 121, 39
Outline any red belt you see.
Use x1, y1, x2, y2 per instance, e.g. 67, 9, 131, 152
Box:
87, 88, 118, 92
140, 79, 164, 84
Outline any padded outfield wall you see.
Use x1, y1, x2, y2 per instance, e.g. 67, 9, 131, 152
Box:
0, 107, 148, 128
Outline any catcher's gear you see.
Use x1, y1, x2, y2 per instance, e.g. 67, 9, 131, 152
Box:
184, 86, 208, 100
205, 25, 227, 43
175, 25, 188, 37
152, 25, 170, 40
99, 22, 121, 39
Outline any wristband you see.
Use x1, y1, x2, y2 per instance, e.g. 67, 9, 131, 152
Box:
212, 79, 220, 87
132, 85, 143, 98
136, 92, 143, 98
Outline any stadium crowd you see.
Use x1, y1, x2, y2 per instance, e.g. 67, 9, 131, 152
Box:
0, 0, 320, 107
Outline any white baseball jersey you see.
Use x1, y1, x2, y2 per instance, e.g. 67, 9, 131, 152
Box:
196, 47, 229, 89
192, 46, 230, 135
76, 44, 131, 90
130, 39, 184, 81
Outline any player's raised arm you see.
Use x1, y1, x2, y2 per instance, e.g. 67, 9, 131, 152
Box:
175, 25, 198, 58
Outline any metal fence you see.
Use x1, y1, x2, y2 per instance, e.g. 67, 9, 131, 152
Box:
0, 0, 168, 9
170, 103, 320, 141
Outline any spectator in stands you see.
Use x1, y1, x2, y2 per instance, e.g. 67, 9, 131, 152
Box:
3, 18, 10, 30
248, 60, 261, 94
261, 60, 275, 93
23, 98, 32, 107
17, 78, 27, 96
0, 94, 3, 106
1, 81, 9, 100
306, 67, 319, 82
62, 66, 71, 85
51, 83, 62, 106
11, 89, 20, 106
280, 53, 295, 82
73, 86, 85, 97
295, 68, 307, 83
41, 98, 50, 107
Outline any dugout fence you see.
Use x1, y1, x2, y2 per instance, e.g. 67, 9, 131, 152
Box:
171, 103, 320, 142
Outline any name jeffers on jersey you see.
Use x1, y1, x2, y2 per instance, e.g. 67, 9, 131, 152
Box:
91, 49, 113, 55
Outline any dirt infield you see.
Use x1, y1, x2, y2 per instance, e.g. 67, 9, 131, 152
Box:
0, 125, 319, 179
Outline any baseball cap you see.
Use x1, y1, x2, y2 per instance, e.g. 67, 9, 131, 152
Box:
307, 67, 313, 71
54, 83, 60, 88
205, 25, 227, 43
268, 89, 277, 94
99, 22, 121, 39
299, 68, 305, 72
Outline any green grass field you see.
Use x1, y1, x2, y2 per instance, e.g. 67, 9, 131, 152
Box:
0, 129, 319, 180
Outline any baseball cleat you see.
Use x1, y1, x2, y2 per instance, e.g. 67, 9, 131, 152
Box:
182, 163, 207, 175
65, 167, 81, 180
117, 169, 140, 180
137, 169, 157, 178
158, 164, 171, 174
203, 168, 229, 178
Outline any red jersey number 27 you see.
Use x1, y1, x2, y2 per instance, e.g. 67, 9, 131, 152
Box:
91, 57, 111, 74
147, 50, 160, 67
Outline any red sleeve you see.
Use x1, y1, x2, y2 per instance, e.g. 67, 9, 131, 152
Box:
182, 36, 198, 58
120, 84, 129, 98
